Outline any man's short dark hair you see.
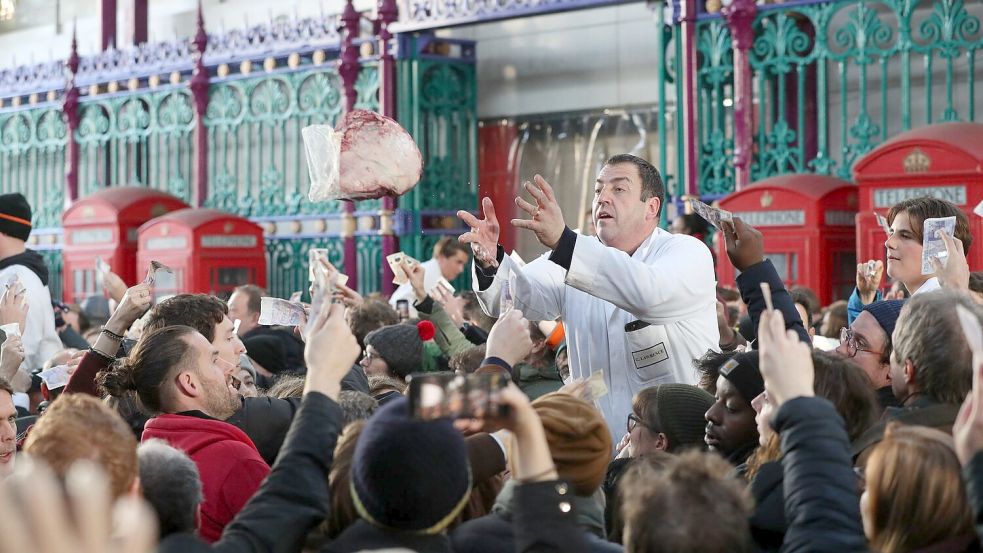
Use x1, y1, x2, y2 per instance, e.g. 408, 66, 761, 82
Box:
893, 290, 977, 404
138, 439, 203, 537
693, 350, 737, 395
604, 154, 665, 215
621, 450, 753, 553
144, 294, 228, 342
460, 291, 496, 332
970, 272, 983, 296
432, 237, 470, 260
233, 284, 265, 315
790, 290, 814, 327
0, 376, 11, 397
347, 299, 399, 350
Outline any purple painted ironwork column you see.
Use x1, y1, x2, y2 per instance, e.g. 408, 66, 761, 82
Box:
63, 27, 80, 205
679, 0, 700, 198
101, 0, 117, 50
724, 0, 757, 191
338, 0, 360, 290
133, 0, 148, 45
377, 0, 398, 296
189, 1, 209, 207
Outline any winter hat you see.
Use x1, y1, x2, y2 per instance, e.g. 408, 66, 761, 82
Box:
862, 299, 906, 338
0, 193, 32, 241
364, 324, 424, 379
651, 384, 715, 452
719, 350, 763, 402
350, 397, 471, 534
80, 295, 111, 328
531, 392, 613, 496
242, 335, 289, 374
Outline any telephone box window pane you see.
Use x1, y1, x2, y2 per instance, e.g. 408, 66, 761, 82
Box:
210, 268, 255, 300
833, 251, 857, 302
763, 253, 797, 283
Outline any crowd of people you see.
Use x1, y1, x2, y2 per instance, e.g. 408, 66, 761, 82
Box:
2, 151, 983, 553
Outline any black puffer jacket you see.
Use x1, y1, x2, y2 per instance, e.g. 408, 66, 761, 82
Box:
773, 397, 866, 552
749, 460, 785, 552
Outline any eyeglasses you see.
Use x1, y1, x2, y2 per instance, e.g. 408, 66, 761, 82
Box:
627, 413, 646, 434
839, 327, 883, 358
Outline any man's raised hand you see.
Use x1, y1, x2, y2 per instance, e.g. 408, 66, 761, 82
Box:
512, 175, 566, 250
458, 197, 501, 268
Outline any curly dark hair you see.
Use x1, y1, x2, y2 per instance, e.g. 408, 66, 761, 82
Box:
143, 294, 228, 342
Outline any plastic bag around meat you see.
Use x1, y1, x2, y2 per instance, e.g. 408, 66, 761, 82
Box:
303, 109, 424, 202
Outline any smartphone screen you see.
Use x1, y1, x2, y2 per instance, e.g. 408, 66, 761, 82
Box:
396, 299, 410, 322
408, 372, 510, 420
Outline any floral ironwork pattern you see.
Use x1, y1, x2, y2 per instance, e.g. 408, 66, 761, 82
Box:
695, 0, 982, 193
0, 107, 65, 228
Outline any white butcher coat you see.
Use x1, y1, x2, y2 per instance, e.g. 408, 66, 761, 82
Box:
474, 227, 719, 438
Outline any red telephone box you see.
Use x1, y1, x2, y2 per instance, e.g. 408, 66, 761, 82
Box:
61, 187, 189, 303
853, 122, 983, 270
136, 208, 267, 301
716, 174, 858, 305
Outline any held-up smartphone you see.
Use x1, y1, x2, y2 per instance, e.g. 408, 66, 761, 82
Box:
396, 299, 410, 322
408, 372, 510, 421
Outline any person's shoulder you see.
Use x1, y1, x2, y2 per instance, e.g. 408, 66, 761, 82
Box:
0, 264, 43, 287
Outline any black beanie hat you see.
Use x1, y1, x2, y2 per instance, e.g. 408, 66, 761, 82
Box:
243, 335, 288, 374
351, 397, 471, 534
0, 193, 32, 241
652, 383, 715, 451
719, 350, 763, 402
364, 324, 424, 379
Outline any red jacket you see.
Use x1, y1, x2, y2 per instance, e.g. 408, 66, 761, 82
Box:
142, 413, 270, 543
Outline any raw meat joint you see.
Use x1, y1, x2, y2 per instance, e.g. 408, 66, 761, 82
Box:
303, 109, 424, 201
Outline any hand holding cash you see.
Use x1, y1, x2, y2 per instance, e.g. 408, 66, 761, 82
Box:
0, 279, 28, 334
930, 226, 970, 291
921, 217, 957, 275
387, 252, 421, 285
689, 199, 733, 229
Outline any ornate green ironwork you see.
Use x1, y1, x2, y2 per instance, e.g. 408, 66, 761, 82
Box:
38, 248, 63, 302
695, 0, 983, 194
76, 88, 195, 202
397, 35, 478, 289
0, 106, 66, 228
265, 236, 345, 301
204, 65, 379, 217
697, 19, 736, 195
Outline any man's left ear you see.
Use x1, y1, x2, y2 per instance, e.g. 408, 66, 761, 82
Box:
646, 198, 662, 222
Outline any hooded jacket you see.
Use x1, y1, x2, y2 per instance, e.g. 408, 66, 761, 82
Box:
143, 413, 270, 543
0, 251, 62, 374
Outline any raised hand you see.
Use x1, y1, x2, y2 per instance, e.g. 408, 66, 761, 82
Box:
757, 309, 815, 407
333, 281, 364, 309
0, 334, 24, 381
0, 281, 28, 332
512, 175, 566, 250
105, 283, 153, 337
0, 459, 157, 553
486, 309, 534, 367
856, 260, 885, 304
303, 301, 361, 400
931, 230, 970, 292
102, 270, 128, 304
722, 217, 765, 272
458, 197, 502, 268
403, 258, 428, 302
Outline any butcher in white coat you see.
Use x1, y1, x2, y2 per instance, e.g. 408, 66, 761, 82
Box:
458, 154, 719, 438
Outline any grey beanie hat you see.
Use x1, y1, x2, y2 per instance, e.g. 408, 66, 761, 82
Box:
364, 324, 424, 379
